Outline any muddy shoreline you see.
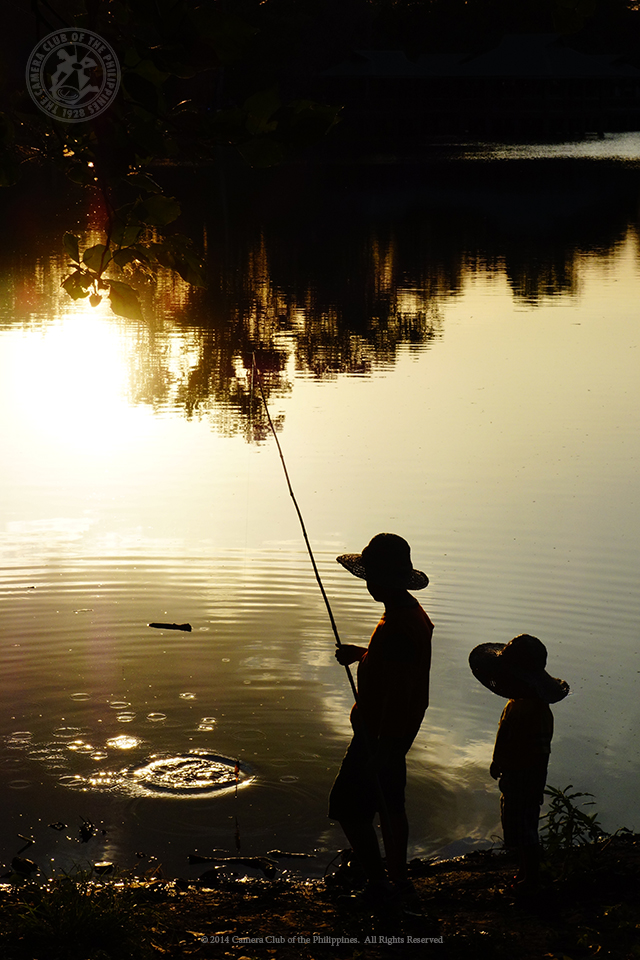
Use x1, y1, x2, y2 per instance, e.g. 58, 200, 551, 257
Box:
1, 834, 639, 958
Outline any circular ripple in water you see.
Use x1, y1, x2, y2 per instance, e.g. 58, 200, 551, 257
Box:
53, 727, 84, 740
6, 731, 33, 747
9, 779, 32, 790
129, 752, 253, 798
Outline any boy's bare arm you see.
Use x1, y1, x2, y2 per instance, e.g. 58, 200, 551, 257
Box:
335, 644, 368, 666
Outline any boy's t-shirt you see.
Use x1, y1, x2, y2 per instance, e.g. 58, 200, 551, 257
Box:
492, 698, 553, 773
350, 601, 433, 741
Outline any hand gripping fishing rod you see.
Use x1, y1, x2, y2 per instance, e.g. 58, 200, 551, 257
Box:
251, 356, 358, 704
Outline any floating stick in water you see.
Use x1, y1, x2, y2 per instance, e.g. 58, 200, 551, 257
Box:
187, 855, 277, 879
148, 622, 192, 632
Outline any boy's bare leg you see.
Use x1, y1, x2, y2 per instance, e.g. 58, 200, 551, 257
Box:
517, 845, 541, 888
338, 819, 387, 886
380, 809, 409, 883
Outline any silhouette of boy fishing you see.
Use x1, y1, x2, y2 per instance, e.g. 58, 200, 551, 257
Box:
469, 634, 570, 895
329, 533, 433, 909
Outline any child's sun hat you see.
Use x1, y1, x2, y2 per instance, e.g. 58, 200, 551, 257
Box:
469, 634, 569, 703
337, 533, 429, 590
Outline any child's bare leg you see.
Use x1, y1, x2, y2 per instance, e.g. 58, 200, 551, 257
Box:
339, 818, 387, 885
380, 808, 409, 883
517, 845, 541, 888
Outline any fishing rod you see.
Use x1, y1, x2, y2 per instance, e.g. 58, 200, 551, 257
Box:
252, 357, 402, 867
251, 355, 358, 703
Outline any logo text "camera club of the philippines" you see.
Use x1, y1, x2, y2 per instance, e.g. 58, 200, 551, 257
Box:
26, 28, 121, 123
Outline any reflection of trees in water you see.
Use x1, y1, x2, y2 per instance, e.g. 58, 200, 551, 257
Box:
152, 212, 445, 436
2, 162, 639, 439
504, 253, 579, 303
130, 160, 640, 434
436, 160, 638, 303
127, 285, 292, 443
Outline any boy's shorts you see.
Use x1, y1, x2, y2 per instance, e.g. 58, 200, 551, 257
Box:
328, 731, 414, 823
499, 767, 548, 848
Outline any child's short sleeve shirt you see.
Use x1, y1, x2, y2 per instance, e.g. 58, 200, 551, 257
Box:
492, 698, 554, 772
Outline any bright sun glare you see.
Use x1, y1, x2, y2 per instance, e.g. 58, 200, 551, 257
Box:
13, 309, 140, 456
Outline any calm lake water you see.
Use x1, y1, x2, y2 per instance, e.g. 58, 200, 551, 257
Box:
1, 135, 640, 880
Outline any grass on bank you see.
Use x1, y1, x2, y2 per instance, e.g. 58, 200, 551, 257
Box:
0, 786, 638, 960
0, 870, 166, 959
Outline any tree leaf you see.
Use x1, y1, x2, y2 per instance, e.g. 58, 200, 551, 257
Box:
0, 161, 19, 186
188, 8, 257, 64
123, 71, 159, 113
0, 111, 14, 141
111, 204, 144, 247
108, 280, 144, 321
129, 120, 171, 160
0, 114, 19, 186
112, 246, 150, 268
147, 236, 206, 286
138, 194, 181, 226
126, 172, 162, 194
160, 59, 197, 80
171, 251, 206, 287
167, 235, 206, 287
82, 244, 111, 274
67, 163, 98, 187
130, 58, 169, 86
285, 99, 343, 144
237, 138, 285, 168
62, 270, 92, 300
63, 232, 81, 264
244, 87, 281, 137
145, 241, 175, 270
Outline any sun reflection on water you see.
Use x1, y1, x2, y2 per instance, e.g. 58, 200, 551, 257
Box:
106, 735, 142, 750
9, 310, 136, 455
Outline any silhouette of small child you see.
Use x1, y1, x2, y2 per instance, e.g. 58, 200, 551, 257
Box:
469, 634, 570, 893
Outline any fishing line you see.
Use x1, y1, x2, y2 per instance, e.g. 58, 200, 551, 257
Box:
234, 364, 260, 855
251, 355, 358, 703
234, 759, 241, 852
243, 357, 255, 569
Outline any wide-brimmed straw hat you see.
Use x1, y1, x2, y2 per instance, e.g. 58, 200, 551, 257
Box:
336, 533, 429, 590
469, 635, 569, 703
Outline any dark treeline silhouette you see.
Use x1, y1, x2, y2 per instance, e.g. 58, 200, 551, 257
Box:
218, 1, 640, 67
253, 2, 640, 150
241, 1, 640, 83
6, 1, 640, 116
360, 0, 640, 60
